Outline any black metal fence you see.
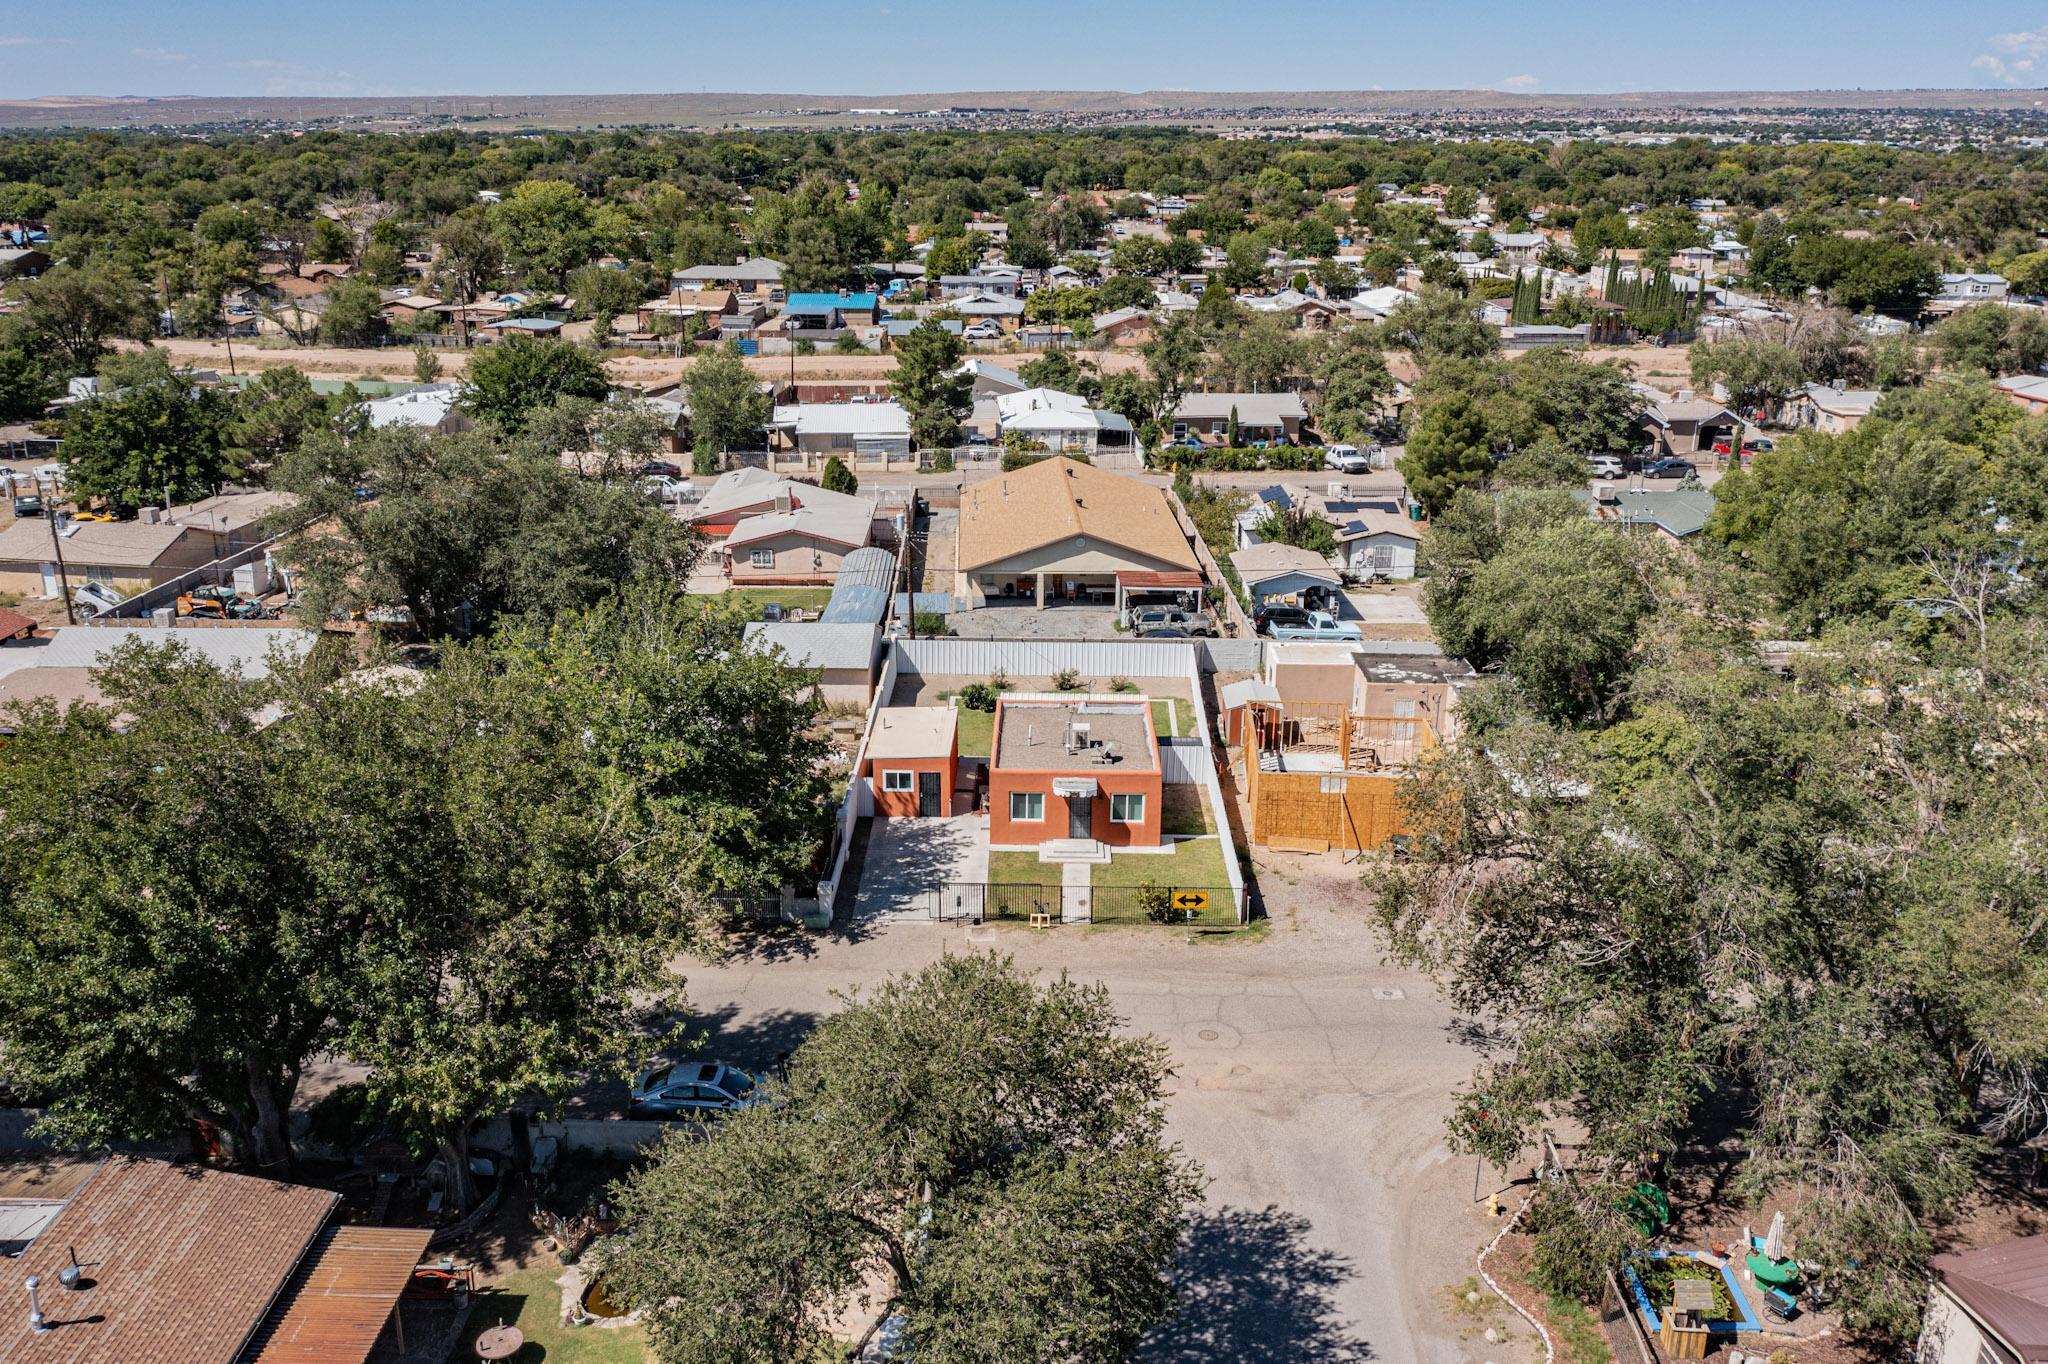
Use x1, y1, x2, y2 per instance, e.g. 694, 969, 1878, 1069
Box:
929, 882, 1238, 927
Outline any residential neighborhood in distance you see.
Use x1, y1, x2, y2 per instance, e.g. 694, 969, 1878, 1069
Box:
2, 6, 2048, 1361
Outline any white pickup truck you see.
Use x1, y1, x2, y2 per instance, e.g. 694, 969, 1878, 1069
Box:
1268, 610, 1363, 642
1323, 444, 1373, 474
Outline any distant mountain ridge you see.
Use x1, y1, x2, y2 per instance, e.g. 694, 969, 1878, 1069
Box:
1, 86, 2042, 129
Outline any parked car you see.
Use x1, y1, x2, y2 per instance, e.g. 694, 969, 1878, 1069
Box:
641, 475, 689, 503
1138, 627, 1192, 639
1587, 455, 1626, 479
628, 1062, 764, 1119
1268, 610, 1363, 642
12, 495, 43, 518
1324, 444, 1371, 474
962, 321, 1002, 340
1742, 438, 1774, 454
1642, 458, 1696, 479
637, 460, 684, 479
1130, 606, 1216, 637
1253, 603, 1315, 636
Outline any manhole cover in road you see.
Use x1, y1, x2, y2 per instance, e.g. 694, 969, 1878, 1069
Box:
1372, 987, 1406, 1000
1198, 1028, 1220, 1041
1186, 1023, 1241, 1047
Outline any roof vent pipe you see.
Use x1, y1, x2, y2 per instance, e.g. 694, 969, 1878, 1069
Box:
26, 1276, 48, 1333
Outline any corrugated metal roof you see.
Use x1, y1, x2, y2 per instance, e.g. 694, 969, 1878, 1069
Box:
242, 1225, 434, 1364
819, 547, 900, 626
1936, 1235, 2048, 1361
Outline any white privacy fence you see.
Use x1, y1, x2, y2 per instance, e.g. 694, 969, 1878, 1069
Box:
814, 644, 899, 919
895, 637, 1202, 680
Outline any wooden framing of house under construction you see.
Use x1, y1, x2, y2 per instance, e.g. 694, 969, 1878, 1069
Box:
1241, 700, 1435, 853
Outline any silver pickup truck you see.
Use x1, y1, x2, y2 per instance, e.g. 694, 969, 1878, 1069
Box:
1268, 610, 1363, 642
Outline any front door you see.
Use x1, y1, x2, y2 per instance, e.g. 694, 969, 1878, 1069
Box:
917, 770, 941, 818
1068, 795, 1092, 839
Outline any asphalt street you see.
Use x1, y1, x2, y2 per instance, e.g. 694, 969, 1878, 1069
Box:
669, 854, 1508, 1363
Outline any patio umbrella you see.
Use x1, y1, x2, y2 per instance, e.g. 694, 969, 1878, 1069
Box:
1763, 1210, 1786, 1261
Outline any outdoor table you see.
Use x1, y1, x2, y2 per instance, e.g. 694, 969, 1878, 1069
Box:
475, 1324, 524, 1360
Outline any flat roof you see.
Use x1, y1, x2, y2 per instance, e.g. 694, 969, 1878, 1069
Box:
995, 696, 1155, 772
866, 705, 958, 760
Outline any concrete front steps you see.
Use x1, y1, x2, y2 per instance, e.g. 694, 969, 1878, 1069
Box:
1037, 838, 1111, 865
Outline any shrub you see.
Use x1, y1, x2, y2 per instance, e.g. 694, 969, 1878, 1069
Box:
925, 450, 954, 473
989, 668, 1010, 692
1136, 881, 1177, 924
1109, 676, 1138, 694
1524, 1186, 1634, 1304
691, 441, 719, 476
1052, 667, 1081, 691
957, 682, 999, 712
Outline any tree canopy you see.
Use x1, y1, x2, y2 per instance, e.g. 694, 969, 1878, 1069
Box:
603, 953, 1201, 1364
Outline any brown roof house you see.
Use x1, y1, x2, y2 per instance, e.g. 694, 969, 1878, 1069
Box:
0, 492, 294, 604
955, 456, 1201, 609
1922, 1234, 2048, 1364
0, 1155, 430, 1364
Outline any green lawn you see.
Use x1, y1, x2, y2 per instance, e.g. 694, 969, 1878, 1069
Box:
1160, 785, 1216, 836
1148, 697, 1197, 738
954, 704, 995, 759
689, 587, 834, 616
988, 850, 1052, 886
1095, 835, 1230, 890
462, 1265, 650, 1364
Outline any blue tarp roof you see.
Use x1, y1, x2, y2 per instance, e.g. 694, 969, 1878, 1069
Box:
787, 292, 879, 313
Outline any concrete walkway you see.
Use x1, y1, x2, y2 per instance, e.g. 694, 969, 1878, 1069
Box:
847, 814, 987, 923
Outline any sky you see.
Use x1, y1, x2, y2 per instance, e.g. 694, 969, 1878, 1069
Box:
3, 1, 2046, 99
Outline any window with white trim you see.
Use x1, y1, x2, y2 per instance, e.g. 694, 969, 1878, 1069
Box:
749, 548, 774, 568
1009, 791, 1045, 821
1109, 792, 1145, 823
881, 770, 914, 793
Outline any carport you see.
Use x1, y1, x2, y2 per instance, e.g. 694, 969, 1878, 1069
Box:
1115, 570, 1206, 621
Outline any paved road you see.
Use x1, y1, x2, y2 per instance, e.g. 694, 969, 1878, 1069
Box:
669, 855, 1501, 1363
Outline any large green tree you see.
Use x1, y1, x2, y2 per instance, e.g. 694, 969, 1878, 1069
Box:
1399, 392, 1492, 513
681, 340, 771, 466
603, 954, 1202, 1364
14, 259, 154, 373
61, 351, 237, 507
892, 320, 973, 450
461, 333, 610, 432
271, 423, 701, 638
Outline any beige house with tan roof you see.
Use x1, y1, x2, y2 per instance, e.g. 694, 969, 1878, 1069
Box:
955, 456, 1203, 608
0, 490, 293, 601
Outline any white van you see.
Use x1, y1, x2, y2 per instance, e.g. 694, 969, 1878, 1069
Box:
1323, 444, 1370, 474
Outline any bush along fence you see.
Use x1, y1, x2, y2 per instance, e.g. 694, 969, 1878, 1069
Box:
1146, 445, 1330, 473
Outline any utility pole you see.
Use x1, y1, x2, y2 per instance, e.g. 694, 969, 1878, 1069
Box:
40, 478, 75, 624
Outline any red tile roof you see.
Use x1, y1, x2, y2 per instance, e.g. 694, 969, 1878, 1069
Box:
0, 1157, 337, 1364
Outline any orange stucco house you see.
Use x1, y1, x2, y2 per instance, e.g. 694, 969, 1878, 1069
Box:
864, 706, 960, 818
987, 695, 1162, 848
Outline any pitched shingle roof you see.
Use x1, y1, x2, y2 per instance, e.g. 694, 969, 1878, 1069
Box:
958, 456, 1198, 573
2, 1156, 337, 1364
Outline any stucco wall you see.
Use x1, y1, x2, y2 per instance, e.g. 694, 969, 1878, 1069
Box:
867, 752, 956, 818
989, 766, 1162, 847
